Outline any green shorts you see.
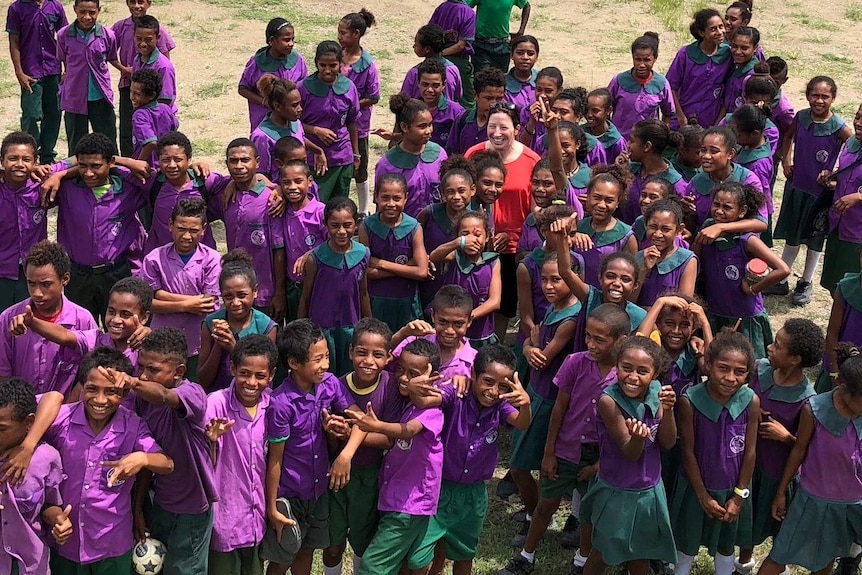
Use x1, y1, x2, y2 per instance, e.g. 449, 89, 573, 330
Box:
315, 164, 354, 202
541, 444, 600, 499
207, 545, 263, 575
359, 513, 430, 574
510, 388, 554, 470
50, 549, 133, 575
329, 465, 380, 555
145, 501, 213, 575
410, 481, 488, 567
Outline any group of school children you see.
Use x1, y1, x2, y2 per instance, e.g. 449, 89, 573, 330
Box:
4, 0, 862, 574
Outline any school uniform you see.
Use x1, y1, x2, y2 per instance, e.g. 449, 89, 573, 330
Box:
0, 443, 63, 575
581, 381, 678, 564
817, 273, 862, 392
575, 216, 635, 288
636, 247, 696, 308
685, 163, 765, 230
441, 250, 499, 348
430, 95, 466, 151
585, 122, 628, 166
56, 21, 119, 152
667, 151, 700, 182
666, 42, 732, 128
276, 198, 326, 321
429, 0, 476, 107
516, 212, 542, 254
660, 342, 701, 500
670, 382, 755, 556
71, 328, 139, 368
608, 70, 676, 139
299, 73, 360, 201
202, 309, 276, 392
250, 116, 305, 183
5, 0, 67, 163
419, 203, 456, 309
0, 295, 97, 397
143, 170, 220, 254
131, 380, 218, 575
622, 161, 687, 225
504, 68, 537, 116
206, 383, 271, 575
45, 403, 161, 573
395, 335, 478, 383
239, 47, 308, 132
132, 49, 177, 113
572, 285, 646, 353
132, 100, 179, 166
736, 140, 776, 245
720, 112, 780, 156
632, 215, 689, 251
400, 57, 463, 104
375, 143, 447, 219
344, 50, 380, 184
309, 240, 370, 376
566, 164, 591, 207
450, 108, 489, 154
722, 58, 758, 116
360, 403, 444, 575
824, 137, 862, 292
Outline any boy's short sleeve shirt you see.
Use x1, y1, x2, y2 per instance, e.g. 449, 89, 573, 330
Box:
56, 22, 118, 114
5, 0, 67, 78
112, 18, 175, 89
280, 199, 327, 283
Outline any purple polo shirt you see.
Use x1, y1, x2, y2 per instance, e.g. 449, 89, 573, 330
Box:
207, 383, 271, 552
431, 96, 466, 150
73, 329, 138, 368
144, 171, 220, 254
0, 443, 62, 575
450, 109, 489, 154
131, 49, 177, 113
44, 403, 160, 564
552, 351, 617, 463
55, 167, 148, 266
57, 22, 118, 114
132, 380, 218, 513
5, 0, 67, 78
138, 243, 222, 356
111, 17, 175, 89
239, 47, 309, 132
607, 70, 676, 140
400, 58, 464, 103
377, 403, 444, 515
0, 296, 97, 396
299, 74, 360, 168
666, 42, 732, 128
274, 198, 326, 283
429, 0, 476, 56
504, 69, 536, 116
829, 139, 862, 243
266, 373, 353, 500
132, 101, 179, 166
338, 372, 393, 468
440, 384, 516, 484
392, 334, 477, 381
343, 50, 380, 138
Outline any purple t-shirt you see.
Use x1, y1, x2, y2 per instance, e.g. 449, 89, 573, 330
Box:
5, 0, 67, 78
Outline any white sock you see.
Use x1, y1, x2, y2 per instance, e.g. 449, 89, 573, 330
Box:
802, 250, 823, 283
573, 549, 587, 568
780, 244, 801, 278
352, 554, 362, 574
323, 561, 342, 575
851, 543, 862, 556
520, 549, 535, 562
715, 553, 735, 575
675, 552, 695, 575
525, 513, 532, 522
356, 181, 370, 213
571, 490, 582, 518
734, 558, 755, 575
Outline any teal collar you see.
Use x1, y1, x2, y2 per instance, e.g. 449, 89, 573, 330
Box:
577, 217, 630, 247
350, 49, 374, 73
155, 169, 204, 190
700, 217, 742, 251
463, 107, 479, 124
585, 132, 599, 153
674, 344, 699, 377
633, 215, 646, 240
543, 301, 581, 325
732, 58, 758, 78
847, 137, 862, 154
685, 41, 731, 65
254, 46, 300, 73
238, 179, 268, 197
526, 247, 546, 266
796, 108, 846, 137
363, 212, 418, 241
454, 249, 498, 274
430, 203, 455, 236
810, 390, 862, 439
631, 161, 683, 185
257, 115, 300, 142
691, 163, 748, 196
74, 169, 125, 195
524, 212, 537, 228
505, 69, 538, 94
142, 100, 159, 110
568, 163, 591, 189
735, 139, 772, 163
435, 94, 451, 112
839, 273, 862, 312
605, 380, 661, 420
302, 72, 352, 97
385, 142, 443, 169
587, 122, 624, 149
756, 359, 815, 404
686, 381, 754, 422
615, 70, 667, 95
637, 247, 694, 275
314, 240, 368, 270
69, 21, 104, 37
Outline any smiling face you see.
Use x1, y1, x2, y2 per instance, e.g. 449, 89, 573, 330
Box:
585, 317, 618, 365
375, 181, 407, 223
730, 34, 755, 65
221, 274, 256, 322
699, 133, 733, 174
349, 332, 391, 386
73, 1, 100, 31
288, 338, 330, 387
476, 167, 505, 204
126, 0, 150, 18
724, 7, 748, 33
134, 26, 158, 59
707, 349, 749, 401
82, 367, 123, 425
657, 307, 694, 354
441, 174, 474, 212
531, 166, 557, 208
617, 347, 658, 399
646, 209, 680, 252
419, 73, 444, 108
710, 189, 746, 223
1, 143, 37, 188
77, 153, 114, 188
129, 81, 153, 109
104, 291, 148, 342
639, 181, 667, 215
401, 109, 433, 147
316, 52, 340, 85
558, 130, 580, 168
807, 81, 835, 120
279, 165, 311, 207
396, 351, 431, 396
326, 208, 357, 250
585, 95, 610, 131
627, 133, 647, 162
585, 180, 621, 224
700, 15, 726, 46
540, 260, 571, 304
158, 144, 190, 183
231, 354, 273, 407
535, 76, 560, 105
169, 214, 205, 255
472, 360, 515, 407
631, 47, 656, 80
431, 306, 471, 350
487, 111, 518, 151
269, 26, 295, 58
600, 258, 637, 304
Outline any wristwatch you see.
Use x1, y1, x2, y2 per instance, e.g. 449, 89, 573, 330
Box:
733, 486, 751, 499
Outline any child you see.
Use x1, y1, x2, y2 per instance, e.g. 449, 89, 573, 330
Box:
721, 26, 760, 116
264, 319, 365, 575
415, 58, 466, 150
376, 94, 448, 218
471, 151, 510, 253
504, 36, 539, 114
338, 9, 380, 215
430, 210, 501, 348
428, 0, 477, 108
725, 68, 781, 155
111, 0, 174, 157
671, 331, 760, 575
239, 17, 308, 132
413, 345, 531, 575
771, 76, 852, 302
44, 346, 173, 574
450, 68, 506, 154
519, 66, 563, 151
140, 198, 222, 379
730, 103, 775, 244
755, 342, 862, 575
400, 24, 463, 104
468, 0, 530, 74
0, 241, 98, 397
666, 9, 731, 129
130, 69, 179, 167
6, 0, 67, 164
56, 0, 122, 152
581, 337, 678, 575
299, 197, 370, 376
632, 199, 697, 307
359, 173, 428, 332
206, 334, 278, 575
502, 303, 629, 573
734, 319, 823, 575
822, 256, 862, 392
583, 88, 627, 164
693, 182, 788, 357
130, 15, 176, 113
632, 177, 686, 249
199, 251, 277, 392
516, 162, 565, 257
345, 338, 444, 575
250, 75, 307, 183
299, 40, 360, 202
608, 32, 676, 140
666, 124, 704, 182
767, 56, 795, 162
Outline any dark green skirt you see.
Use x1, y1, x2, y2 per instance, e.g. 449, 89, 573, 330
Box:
510, 388, 553, 470
324, 326, 354, 377
773, 182, 826, 250
661, 444, 682, 503
708, 311, 773, 360
751, 467, 798, 546
670, 474, 753, 556
821, 230, 862, 295
370, 294, 422, 335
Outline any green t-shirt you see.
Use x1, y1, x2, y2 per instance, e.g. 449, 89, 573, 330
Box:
467, 0, 529, 40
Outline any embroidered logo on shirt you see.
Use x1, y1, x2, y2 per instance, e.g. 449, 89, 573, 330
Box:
712, 87, 722, 99
485, 429, 498, 444
724, 264, 740, 281
735, 96, 745, 108
395, 254, 409, 265
107, 467, 126, 487
729, 434, 746, 454
395, 438, 413, 451
251, 229, 266, 246
857, 185, 862, 195
648, 423, 660, 442
33, 209, 45, 224
816, 150, 829, 164
110, 221, 122, 237
304, 234, 317, 247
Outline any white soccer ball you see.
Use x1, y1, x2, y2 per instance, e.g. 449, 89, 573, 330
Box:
132, 537, 166, 574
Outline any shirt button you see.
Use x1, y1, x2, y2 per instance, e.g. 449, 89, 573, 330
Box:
581, 435, 586, 440
591, 399, 596, 404
475, 422, 480, 427
586, 418, 590, 422
84, 484, 90, 490
314, 455, 318, 459
464, 469, 469, 474
88, 462, 94, 467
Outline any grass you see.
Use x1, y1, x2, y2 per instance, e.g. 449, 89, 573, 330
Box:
790, 13, 840, 32
847, 2, 862, 21
194, 77, 232, 100
190, 137, 224, 156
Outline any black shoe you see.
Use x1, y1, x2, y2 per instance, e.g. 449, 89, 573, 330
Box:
499, 554, 535, 575
510, 508, 527, 523
569, 562, 585, 575
763, 281, 790, 296
835, 553, 862, 575
560, 515, 580, 549
791, 279, 813, 306
496, 470, 518, 500
510, 519, 530, 547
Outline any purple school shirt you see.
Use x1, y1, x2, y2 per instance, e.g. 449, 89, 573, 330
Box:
377, 403, 444, 515
132, 49, 177, 112
0, 443, 62, 575
700, 232, 763, 318
686, 164, 765, 229
309, 241, 369, 329
622, 161, 687, 225
239, 47, 308, 132
45, 403, 160, 564
363, 213, 420, 300
0, 296, 97, 396
832, 275, 862, 368
375, 143, 448, 218
299, 74, 360, 168
419, 203, 456, 304
431, 95, 466, 150
517, 212, 543, 253
338, 371, 392, 467
343, 50, 380, 138
210, 179, 282, 307
441, 251, 499, 341
441, 384, 516, 484
828, 138, 862, 243
722, 58, 757, 115
5, 0, 67, 78
144, 171, 220, 254
429, 0, 476, 56
139, 243, 222, 355
771, 91, 795, 146
56, 168, 148, 265
553, 351, 617, 463
250, 116, 305, 183
720, 113, 779, 155
586, 123, 628, 165
392, 334, 477, 381
801, 391, 862, 502
132, 101, 179, 166
608, 70, 676, 139
736, 142, 775, 215
132, 380, 219, 513
636, 247, 696, 308
529, 304, 579, 399
450, 109, 489, 154
56, 22, 118, 114
73, 329, 138, 368
111, 17, 175, 89
503, 69, 537, 116
750, 359, 814, 480
789, 109, 847, 195
575, 217, 635, 288
401, 58, 463, 103
206, 384, 271, 552
275, 198, 326, 283
203, 309, 275, 392
666, 42, 732, 128
267, 373, 352, 500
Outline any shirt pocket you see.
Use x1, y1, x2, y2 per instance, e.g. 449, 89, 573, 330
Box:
635, 94, 660, 116
12, 481, 45, 518
99, 450, 130, 490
